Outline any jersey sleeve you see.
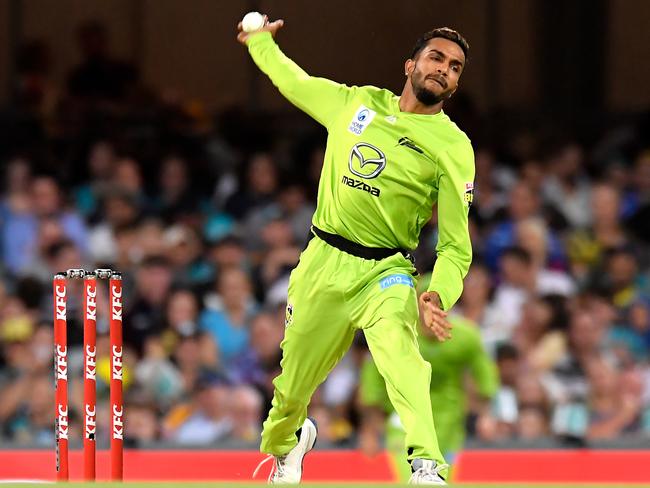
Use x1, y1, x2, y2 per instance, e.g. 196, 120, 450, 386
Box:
247, 32, 356, 128
427, 140, 475, 310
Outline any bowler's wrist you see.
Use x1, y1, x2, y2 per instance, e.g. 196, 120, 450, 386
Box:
428, 291, 442, 308
246, 30, 274, 46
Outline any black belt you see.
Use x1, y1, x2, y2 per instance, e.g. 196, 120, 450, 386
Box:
311, 225, 414, 264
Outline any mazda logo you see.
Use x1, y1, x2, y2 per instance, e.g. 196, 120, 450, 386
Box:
348, 142, 386, 179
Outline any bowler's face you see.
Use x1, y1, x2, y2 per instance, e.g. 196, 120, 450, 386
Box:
407, 37, 465, 104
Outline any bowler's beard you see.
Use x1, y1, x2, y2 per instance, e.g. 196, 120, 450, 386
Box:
411, 72, 447, 106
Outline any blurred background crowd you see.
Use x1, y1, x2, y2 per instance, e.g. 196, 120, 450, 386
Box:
1, 9, 650, 452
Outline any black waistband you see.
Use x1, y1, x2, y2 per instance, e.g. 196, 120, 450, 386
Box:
311, 225, 413, 263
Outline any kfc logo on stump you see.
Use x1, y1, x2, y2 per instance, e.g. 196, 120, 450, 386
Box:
56, 345, 67, 380
55, 285, 66, 320
111, 285, 122, 321
85, 345, 96, 380
112, 404, 124, 440
85, 404, 96, 439
57, 404, 69, 440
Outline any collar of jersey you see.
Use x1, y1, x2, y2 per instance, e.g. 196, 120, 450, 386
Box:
391, 95, 446, 120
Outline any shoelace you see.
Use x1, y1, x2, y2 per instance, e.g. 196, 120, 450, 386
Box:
253, 454, 286, 483
412, 463, 449, 482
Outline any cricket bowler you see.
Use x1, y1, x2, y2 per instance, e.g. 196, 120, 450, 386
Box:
239, 15, 474, 485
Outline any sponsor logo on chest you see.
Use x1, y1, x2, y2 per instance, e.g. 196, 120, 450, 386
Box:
348, 105, 376, 135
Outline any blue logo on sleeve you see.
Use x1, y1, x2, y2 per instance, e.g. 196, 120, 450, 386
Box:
379, 274, 414, 289
358, 109, 369, 121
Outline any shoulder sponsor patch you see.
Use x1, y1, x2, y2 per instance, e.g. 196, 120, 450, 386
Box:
348, 105, 376, 135
379, 274, 414, 290
464, 182, 474, 207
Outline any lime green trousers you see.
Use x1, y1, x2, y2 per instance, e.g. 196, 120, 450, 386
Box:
260, 236, 445, 467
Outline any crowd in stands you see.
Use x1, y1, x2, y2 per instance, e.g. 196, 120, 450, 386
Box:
1, 21, 650, 450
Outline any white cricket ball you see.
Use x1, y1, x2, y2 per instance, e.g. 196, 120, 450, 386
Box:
242, 11, 265, 33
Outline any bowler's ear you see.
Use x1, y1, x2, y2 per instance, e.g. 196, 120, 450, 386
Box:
405, 59, 415, 77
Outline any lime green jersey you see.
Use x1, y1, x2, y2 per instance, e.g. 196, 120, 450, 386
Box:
248, 33, 475, 310
360, 316, 499, 453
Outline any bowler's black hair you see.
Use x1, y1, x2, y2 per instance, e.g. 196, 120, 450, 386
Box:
411, 27, 469, 62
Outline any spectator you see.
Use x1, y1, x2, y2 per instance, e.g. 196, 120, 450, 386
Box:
136, 219, 166, 261
567, 183, 631, 283
242, 181, 314, 250
164, 376, 232, 445
483, 180, 567, 271
113, 158, 148, 209
228, 385, 263, 443
516, 406, 550, 440
254, 218, 301, 302
492, 344, 520, 435
453, 264, 502, 349
483, 182, 540, 270
517, 374, 549, 412
519, 160, 545, 196
135, 336, 184, 406
5, 374, 54, 445
201, 268, 257, 367
74, 140, 118, 217
601, 248, 648, 311
124, 256, 174, 355
2, 157, 32, 199
624, 150, 650, 229
515, 218, 575, 296
163, 225, 214, 290
87, 188, 140, 264
225, 153, 278, 220
483, 247, 535, 345
2, 176, 88, 274
154, 155, 200, 224
542, 309, 606, 407
207, 235, 248, 275
163, 288, 219, 373
125, 400, 161, 445
585, 359, 642, 439
627, 299, 650, 354
171, 333, 213, 396
164, 289, 201, 338
113, 223, 139, 270
473, 148, 508, 227
229, 311, 283, 407
542, 142, 592, 228
514, 295, 570, 373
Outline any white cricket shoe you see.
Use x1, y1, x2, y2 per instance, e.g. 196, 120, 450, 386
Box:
253, 417, 318, 484
408, 459, 448, 485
